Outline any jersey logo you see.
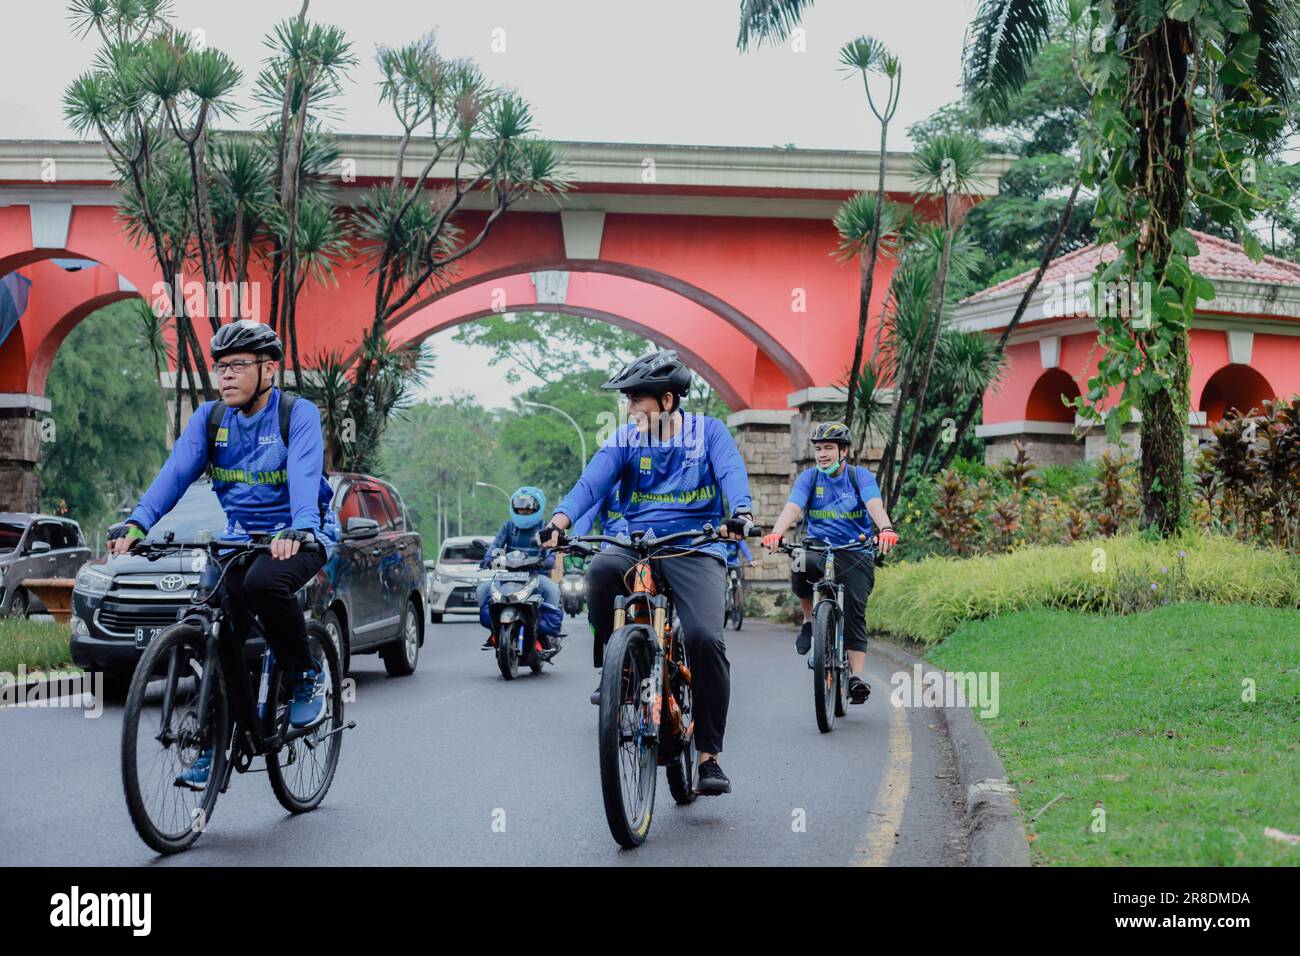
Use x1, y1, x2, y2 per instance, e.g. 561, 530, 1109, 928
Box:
258, 435, 280, 445
815, 485, 823, 496
215, 427, 229, 444
639, 456, 652, 471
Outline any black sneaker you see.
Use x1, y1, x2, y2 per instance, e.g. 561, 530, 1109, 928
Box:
848, 675, 872, 704
590, 686, 601, 705
480, 634, 494, 650
795, 621, 812, 655
695, 757, 731, 796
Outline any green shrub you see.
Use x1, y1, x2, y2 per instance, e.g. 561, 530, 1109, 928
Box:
867, 531, 1300, 644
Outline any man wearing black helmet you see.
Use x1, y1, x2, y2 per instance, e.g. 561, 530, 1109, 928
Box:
107, 320, 339, 788
761, 422, 898, 704
538, 349, 755, 796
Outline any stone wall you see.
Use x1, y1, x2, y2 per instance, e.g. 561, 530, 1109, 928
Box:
984, 433, 1085, 467
731, 416, 793, 584
0, 407, 44, 513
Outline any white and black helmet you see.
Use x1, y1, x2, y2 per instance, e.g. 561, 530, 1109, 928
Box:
602, 348, 692, 398
210, 320, 283, 362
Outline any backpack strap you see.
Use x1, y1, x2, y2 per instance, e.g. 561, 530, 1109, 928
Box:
204, 401, 227, 477
278, 392, 296, 447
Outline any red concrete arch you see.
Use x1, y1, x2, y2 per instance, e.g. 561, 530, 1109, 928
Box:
28, 290, 140, 394
401, 303, 748, 410
1025, 367, 1080, 422
1199, 364, 1274, 422
384, 260, 813, 409
0, 257, 143, 393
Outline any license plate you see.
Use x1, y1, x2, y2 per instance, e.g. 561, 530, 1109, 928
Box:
134, 626, 165, 649
496, 573, 530, 582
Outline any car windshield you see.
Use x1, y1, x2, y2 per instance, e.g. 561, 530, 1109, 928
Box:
441, 542, 487, 564
144, 483, 227, 542
0, 521, 25, 554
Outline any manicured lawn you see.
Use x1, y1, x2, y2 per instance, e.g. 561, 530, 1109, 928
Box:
927, 604, 1300, 866
0, 617, 75, 678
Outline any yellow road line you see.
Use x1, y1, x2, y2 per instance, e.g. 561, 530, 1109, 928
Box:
856, 674, 913, 866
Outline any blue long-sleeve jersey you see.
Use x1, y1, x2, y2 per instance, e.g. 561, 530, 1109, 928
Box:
128, 389, 339, 550
479, 520, 555, 570
555, 413, 752, 561
570, 486, 627, 540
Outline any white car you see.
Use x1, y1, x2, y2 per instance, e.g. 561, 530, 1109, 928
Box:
426, 535, 494, 623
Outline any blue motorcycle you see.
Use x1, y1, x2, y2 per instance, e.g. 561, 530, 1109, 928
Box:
480, 548, 565, 680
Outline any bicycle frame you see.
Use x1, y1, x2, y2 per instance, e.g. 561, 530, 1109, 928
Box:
611, 559, 677, 752
140, 541, 340, 786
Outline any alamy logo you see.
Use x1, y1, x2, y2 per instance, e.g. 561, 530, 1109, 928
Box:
49, 886, 151, 936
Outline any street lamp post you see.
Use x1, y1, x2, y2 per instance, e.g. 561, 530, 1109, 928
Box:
521, 400, 587, 467
474, 481, 512, 506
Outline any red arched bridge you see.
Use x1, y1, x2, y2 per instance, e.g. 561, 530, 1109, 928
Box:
0, 136, 1010, 519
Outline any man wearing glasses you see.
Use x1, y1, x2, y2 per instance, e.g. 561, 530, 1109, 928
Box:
107, 320, 339, 789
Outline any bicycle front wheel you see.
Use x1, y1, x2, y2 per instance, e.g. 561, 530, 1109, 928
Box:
812, 600, 837, 733
267, 622, 344, 813
121, 623, 229, 854
597, 624, 658, 848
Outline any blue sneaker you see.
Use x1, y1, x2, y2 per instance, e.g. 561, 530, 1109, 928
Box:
175, 748, 213, 791
289, 666, 326, 728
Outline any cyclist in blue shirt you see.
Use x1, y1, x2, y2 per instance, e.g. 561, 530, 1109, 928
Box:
762, 422, 898, 705
539, 350, 754, 796
475, 486, 561, 647
107, 321, 339, 788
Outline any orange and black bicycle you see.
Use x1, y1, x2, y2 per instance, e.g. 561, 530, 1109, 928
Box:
560, 523, 756, 847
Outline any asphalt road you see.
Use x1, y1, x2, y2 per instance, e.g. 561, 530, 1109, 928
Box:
1, 615, 967, 866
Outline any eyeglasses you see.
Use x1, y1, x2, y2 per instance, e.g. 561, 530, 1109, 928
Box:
211, 359, 268, 375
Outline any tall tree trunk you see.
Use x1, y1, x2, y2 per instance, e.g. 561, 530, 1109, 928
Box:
844, 118, 891, 433
890, 195, 955, 508
1133, 18, 1192, 535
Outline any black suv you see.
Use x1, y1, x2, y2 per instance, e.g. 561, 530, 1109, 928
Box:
70, 474, 425, 690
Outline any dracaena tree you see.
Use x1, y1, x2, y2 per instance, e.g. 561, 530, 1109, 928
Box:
965, 0, 1300, 535
334, 33, 566, 472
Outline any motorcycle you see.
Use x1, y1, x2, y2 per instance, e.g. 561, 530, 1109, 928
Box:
560, 557, 587, 617
480, 548, 565, 680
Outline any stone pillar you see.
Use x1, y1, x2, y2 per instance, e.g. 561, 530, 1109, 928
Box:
0, 395, 51, 513
727, 408, 796, 585
788, 385, 892, 472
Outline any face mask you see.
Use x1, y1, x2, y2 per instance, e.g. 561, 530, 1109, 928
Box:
816, 458, 843, 476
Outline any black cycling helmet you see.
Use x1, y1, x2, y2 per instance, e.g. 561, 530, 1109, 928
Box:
810, 421, 852, 446
210, 320, 283, 362
602, 349, 692, 399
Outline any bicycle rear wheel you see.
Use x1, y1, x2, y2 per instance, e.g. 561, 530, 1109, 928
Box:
730, 579, 744, 631
597, 624, 658, 847
812, 600, 837, 733
121, 623, 229, 854
267, 622, 344, 813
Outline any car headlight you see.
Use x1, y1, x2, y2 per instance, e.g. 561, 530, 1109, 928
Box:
561, 580, 573, 592
74, 566, 112, 596
574, 580, 585, 592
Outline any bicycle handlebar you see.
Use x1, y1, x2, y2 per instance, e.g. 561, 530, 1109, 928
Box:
128, 535, 322, 559
775, 535, 878, 555
556, 521, 763, 557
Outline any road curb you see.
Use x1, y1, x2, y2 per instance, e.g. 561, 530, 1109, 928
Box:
870, 638, 1032, 867
0, 667, 94, 705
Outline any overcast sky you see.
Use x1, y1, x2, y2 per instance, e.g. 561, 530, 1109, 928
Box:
1, 0, 979, 405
